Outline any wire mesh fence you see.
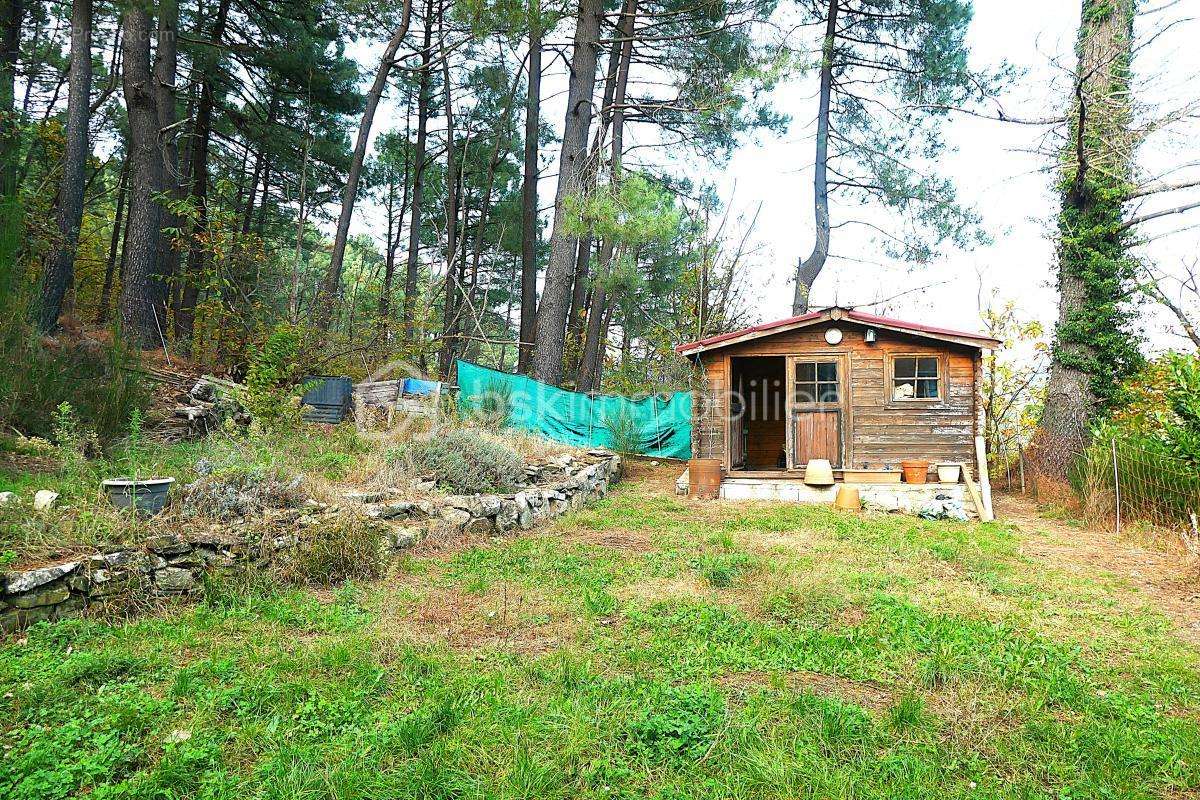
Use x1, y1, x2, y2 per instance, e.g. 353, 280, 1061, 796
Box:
1083, 439, 1200, 540
995, 436, 1200, 547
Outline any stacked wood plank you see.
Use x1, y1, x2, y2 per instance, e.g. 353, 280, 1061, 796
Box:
137, 369, 249, 443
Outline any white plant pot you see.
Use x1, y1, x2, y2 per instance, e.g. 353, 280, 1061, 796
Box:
935, 463, 961, 484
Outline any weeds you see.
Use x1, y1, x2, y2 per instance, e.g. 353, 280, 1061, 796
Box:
50, 402, 97, 476
178, 466, 305, 521
465, 380, 514, 428
691, 551, 756, 588
286, 513, 385, 586
626, 684, 725, 763
243, 324, 305, 433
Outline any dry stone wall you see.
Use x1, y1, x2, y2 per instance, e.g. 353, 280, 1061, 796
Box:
1, 452, 622, 633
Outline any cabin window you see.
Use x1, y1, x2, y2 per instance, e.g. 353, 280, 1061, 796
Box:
795, 361, 839, 403
892, 356, 940, 400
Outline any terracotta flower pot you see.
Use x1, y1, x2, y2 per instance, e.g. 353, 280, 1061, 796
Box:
900, 459, 930, 484
834, 486, 860, 511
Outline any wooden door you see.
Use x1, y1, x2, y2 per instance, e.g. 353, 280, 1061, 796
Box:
787, 356, 845, 469
794, 411, 840, 465
729, 371, 746, 469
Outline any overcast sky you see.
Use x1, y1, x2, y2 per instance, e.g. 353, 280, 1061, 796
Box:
349, 0, 1200, 347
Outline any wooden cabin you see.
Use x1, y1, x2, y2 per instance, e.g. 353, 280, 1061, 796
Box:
677, 307, 1000, 504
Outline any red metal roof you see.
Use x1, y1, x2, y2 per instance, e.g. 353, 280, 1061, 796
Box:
676, 307, 1000, 354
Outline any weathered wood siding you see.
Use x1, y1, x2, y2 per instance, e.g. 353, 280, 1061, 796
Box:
696, 321, 980, 470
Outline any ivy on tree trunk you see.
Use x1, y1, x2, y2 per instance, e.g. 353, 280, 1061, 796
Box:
1034, 0, 1143, 477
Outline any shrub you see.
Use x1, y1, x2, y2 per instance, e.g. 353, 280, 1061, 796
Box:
0, 210, 149, 442
0, 322, 149, 443
1080, 353, 1200, 526
466, 380, 514, 428
601, 406, 642, 454
179, 467, 306, 521
288, 513, 384, 586
50, 402, 98, 475
244, 325, 304, 432
389, 429, 525, 494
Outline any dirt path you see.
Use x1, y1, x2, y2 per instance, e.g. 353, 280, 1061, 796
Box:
996, 494, 1200, 645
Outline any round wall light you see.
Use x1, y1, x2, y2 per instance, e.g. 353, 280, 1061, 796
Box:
824, 327, 843, 345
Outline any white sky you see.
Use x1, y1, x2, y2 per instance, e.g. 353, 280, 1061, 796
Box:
347, 0, 1200, 348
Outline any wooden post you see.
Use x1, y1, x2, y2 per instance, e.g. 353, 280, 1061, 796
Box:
974, 436, 994, 520
959, 461, 992, 522
1112, 438, 1121, 536
1018, 446, 1026, 494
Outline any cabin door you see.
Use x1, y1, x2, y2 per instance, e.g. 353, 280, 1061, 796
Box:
786, 356, 846, 470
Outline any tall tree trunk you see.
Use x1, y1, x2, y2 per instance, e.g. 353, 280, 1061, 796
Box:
579, 0, 637, 392
565, 20, 624, 381
564, 236, 592, 376
402, 0, 434, 339
1034, 0, 1137, 477
96, 156, 128, 324
380, 90, 414, 328
792, 0, 837, 315
239, 96, 275, 236
0, 0, 24, 199
441, 58, 524, 367
321, 0, 413, 311
38, 0, 91, 332
517, 9, 542, 373
437, 0, 461, 378
153, 0, 180, 328
578, 282, 607, 392
580, 292, 615, 392
531, 0, 603, 385
119, 5, 166, 347
174, 0, 230, 344
380, 180, 398, 322
241, 145, 264, 236
256, 167, 271, 234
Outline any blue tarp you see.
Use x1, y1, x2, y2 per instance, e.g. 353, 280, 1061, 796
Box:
456, 360, 692, 459
403, 378, 442, 397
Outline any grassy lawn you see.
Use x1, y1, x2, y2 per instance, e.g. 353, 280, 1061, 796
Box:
3, 465, 1199, 798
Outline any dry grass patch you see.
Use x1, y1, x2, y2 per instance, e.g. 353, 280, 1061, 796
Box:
375, 581, 578, 655
615, 575, 712, 605
552, 526, 659, 554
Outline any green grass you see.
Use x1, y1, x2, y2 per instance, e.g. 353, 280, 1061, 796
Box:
3, 474, 1200, 798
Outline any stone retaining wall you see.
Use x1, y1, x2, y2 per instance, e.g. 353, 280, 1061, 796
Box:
1, 453, 622, 633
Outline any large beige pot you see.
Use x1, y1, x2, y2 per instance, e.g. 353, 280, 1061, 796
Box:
804, 459, 835, 486
935, 463, 962, 483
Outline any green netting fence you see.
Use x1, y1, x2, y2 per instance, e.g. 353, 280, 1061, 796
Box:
456, 360, 692, 459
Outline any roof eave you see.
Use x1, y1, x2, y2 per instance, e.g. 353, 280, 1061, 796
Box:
677, 310, 1001, 355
